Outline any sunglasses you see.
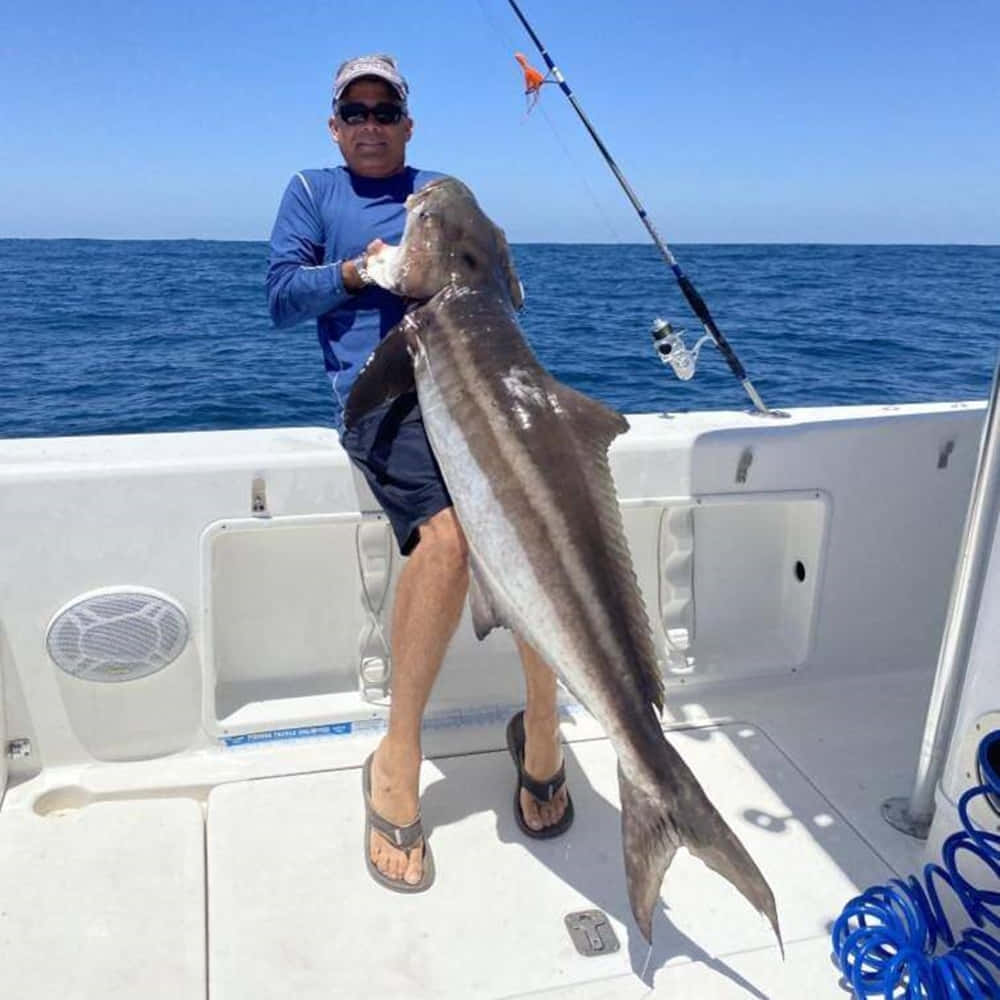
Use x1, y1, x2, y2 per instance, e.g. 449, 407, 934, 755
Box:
337, 101, 406, 126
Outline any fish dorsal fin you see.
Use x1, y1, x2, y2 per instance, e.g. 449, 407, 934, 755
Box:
343, 321, 416, 431
549, 381, 629, 452
551, 380, 665, 713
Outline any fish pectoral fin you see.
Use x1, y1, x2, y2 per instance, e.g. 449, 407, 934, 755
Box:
467, 559, 509, 640
343, 320, 417, 431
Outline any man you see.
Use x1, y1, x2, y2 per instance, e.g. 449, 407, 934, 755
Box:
266, 54, 572, 893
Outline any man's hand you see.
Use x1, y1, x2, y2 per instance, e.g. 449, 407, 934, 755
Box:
341, 243, 373, 294
364, 239, 403, 292
342, 239, 400, 294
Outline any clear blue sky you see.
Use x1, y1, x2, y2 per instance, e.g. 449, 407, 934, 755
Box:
2, 0, 998, 242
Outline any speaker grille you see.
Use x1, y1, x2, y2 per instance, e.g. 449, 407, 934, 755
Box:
46, 589, 190, 683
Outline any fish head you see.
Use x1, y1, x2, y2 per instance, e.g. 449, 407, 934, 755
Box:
389, 177, 523, 307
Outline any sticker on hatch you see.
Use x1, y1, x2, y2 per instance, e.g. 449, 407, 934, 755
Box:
221, 722, 353, 747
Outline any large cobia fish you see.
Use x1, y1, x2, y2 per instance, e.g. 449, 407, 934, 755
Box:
345, 177, 781, 948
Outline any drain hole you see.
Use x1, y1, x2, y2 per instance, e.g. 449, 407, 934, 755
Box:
794, 561, 806, 582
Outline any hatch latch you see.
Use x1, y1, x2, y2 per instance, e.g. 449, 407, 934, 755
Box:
564, 909, 620, 957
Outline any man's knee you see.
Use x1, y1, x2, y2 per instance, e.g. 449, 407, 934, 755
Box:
416, 507, 469, 570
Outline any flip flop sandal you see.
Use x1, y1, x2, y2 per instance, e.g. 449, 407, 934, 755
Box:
362, 753, 435, 893
506, 710, 575, 840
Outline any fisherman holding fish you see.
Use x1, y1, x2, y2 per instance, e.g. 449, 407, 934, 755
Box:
267, 54, 779, 945
267, 54, 573, 894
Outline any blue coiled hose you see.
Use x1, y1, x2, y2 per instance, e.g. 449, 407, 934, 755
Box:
832, 729, 1000, 998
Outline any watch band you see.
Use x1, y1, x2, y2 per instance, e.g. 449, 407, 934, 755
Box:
353, 253, 375, 287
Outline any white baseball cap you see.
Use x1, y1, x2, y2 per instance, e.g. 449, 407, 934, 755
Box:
333, 54, 409, 107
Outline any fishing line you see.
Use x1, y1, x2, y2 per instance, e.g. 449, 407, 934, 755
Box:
640, 941, 655, 982
532, 102, 625, 244
505, 0, 777, 416
475, 0, 623, 243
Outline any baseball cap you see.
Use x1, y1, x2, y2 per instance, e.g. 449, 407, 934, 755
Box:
333, 54, 409, 107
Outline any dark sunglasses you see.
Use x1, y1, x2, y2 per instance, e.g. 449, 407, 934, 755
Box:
337, 101, 405, 126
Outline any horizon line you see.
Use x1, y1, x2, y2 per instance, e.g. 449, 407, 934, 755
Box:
1, 236, 998, 248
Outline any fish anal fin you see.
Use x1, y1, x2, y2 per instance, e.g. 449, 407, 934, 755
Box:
343, 319, 418, 431
468, 558, 510, 640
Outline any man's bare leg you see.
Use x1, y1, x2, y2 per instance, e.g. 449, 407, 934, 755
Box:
516, 637, 570, 832
369, 507, 468, 886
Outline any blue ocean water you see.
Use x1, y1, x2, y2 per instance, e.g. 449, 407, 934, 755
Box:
1, 240, 997, 439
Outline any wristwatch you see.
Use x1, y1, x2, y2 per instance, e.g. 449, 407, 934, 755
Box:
352, 253, 375, 288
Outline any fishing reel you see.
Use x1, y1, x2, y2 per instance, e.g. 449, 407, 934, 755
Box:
650, 318, 713, 382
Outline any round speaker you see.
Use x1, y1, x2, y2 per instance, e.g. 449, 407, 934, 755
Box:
46, 587, 190, 683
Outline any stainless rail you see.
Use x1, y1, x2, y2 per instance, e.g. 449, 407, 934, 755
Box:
884, 351, 1000, 838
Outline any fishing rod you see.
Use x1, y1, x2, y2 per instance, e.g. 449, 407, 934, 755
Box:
506, 0, 778, 416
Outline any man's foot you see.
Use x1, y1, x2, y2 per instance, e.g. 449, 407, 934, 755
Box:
521, 710, 570, 831
367, 741, 426, 886
506, 709, 573, 837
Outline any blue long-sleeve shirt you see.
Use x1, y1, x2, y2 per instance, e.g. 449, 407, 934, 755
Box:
266, 165, 443, 425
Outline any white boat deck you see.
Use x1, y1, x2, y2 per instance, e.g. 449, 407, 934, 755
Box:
1, 665, 931, 999
2, 403, 993, 998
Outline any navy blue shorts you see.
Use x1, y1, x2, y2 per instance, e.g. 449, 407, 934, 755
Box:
340, 392, 453, 556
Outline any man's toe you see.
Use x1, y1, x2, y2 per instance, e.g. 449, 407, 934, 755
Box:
520, 790, 543, 829
404, 846, 423, 885
392, 851, 407, 881
543, 789, 568, 827
372, 836, 399, 880
552, 789, 568, 823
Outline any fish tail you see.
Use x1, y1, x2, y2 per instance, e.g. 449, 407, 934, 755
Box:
618, 754, 783, 953
618, 764, 679, 943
